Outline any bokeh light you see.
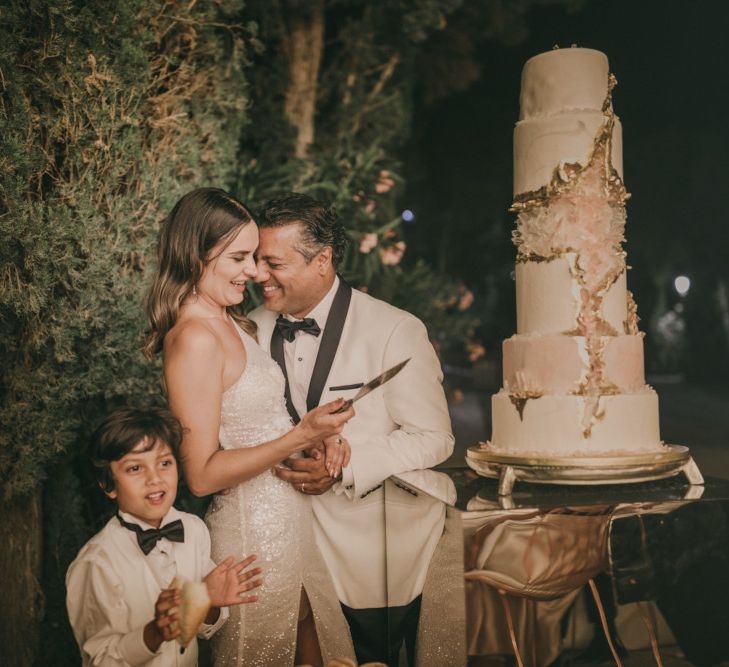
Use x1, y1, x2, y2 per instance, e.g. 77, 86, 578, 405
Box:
674, 275, 690, 296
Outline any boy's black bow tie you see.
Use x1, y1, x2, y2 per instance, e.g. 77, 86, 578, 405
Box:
275, 315, 321, 343
117, 513, 185, 555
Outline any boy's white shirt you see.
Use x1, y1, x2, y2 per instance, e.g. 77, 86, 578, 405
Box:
66, 506, 228, 666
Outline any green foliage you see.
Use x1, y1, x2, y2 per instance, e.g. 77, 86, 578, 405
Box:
0, 1, 258, 661
239, 0, 477, 342
0, 0, 255, 497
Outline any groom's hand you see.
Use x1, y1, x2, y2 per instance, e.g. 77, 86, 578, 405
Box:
273, 451, 339, 495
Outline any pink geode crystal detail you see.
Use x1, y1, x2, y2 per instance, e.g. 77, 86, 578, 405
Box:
514, 159, 626, 292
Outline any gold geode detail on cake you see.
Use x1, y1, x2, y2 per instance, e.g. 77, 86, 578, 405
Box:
624, 290, 640, 335
508, 390, 543, 421
510, 73, 628, 213
568, 257, 624, 336
514, 251, 564, 264
568, 333, 620, 438
581, 398, 605, 439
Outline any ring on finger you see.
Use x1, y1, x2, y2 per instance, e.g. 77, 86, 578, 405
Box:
336, 437, 342, 445
301, 482, 307, 492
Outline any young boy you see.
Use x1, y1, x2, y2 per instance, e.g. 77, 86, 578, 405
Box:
66, 407, 262, 666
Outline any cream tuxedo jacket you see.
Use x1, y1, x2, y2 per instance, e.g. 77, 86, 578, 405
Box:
250, 285, 454, 608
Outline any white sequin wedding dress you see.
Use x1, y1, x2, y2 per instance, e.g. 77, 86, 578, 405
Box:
205, 327, 355, 666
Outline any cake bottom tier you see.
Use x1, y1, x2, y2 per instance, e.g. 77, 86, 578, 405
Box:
490, 390, 662, 456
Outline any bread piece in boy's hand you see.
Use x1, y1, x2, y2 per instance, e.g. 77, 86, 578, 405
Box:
169, 577, 212, 648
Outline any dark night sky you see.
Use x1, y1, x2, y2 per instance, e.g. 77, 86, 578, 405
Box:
404, 0, 729, 373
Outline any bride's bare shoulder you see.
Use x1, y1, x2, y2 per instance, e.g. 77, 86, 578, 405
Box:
164, 318, 222, 360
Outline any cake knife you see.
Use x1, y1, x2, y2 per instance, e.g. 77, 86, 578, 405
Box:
332, 358, 410, 413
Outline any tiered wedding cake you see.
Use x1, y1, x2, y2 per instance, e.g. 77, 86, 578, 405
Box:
485, 47, 665, 457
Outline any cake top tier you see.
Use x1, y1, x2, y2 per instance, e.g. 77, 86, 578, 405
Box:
519, 47, 609, 120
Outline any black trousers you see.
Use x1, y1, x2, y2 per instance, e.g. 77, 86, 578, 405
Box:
341, 596, 422, 667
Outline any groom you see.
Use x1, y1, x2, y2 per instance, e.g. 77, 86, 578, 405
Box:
249, 193, 454, 664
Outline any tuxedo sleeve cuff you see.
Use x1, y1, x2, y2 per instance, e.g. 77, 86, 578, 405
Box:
199, 605, 229, 639
118, 625, 158, 665
341, 464, 354, 488
332, 464, 355, 498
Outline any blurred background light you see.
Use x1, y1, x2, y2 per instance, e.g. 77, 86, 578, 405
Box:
674, 275, 691, 296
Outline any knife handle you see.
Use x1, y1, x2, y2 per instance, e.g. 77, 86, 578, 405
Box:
332, 399, 354, 415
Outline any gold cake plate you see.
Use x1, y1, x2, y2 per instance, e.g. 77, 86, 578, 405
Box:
466, 444, 704, 496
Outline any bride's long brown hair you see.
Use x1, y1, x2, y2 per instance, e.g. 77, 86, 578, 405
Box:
144, 188, 258, 358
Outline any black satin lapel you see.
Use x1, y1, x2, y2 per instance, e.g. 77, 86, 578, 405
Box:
270, 325, 301, 424
306, 279, 352, 412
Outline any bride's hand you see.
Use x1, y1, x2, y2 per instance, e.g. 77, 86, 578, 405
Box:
323, 435, 351, 479
294, 398, 354, 448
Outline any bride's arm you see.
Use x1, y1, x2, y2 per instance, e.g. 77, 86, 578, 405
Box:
164, 325, 351, 496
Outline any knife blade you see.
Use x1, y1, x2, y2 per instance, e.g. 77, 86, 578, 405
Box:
332, 358, 411, 413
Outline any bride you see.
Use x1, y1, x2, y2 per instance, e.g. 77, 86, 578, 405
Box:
144, 188, 356, 666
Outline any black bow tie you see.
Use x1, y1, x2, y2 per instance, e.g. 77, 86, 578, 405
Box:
117, 514, 185, 555
275, 315, 321, 343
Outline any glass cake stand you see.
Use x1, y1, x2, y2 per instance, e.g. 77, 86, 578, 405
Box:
465, 444, 704, 495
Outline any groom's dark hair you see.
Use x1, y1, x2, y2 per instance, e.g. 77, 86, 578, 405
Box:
260, 193, 348, 268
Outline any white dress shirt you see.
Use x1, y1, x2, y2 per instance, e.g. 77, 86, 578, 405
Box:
282, 276, 339, 419
282, 276, 354, 486
66, 507, 228, 666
